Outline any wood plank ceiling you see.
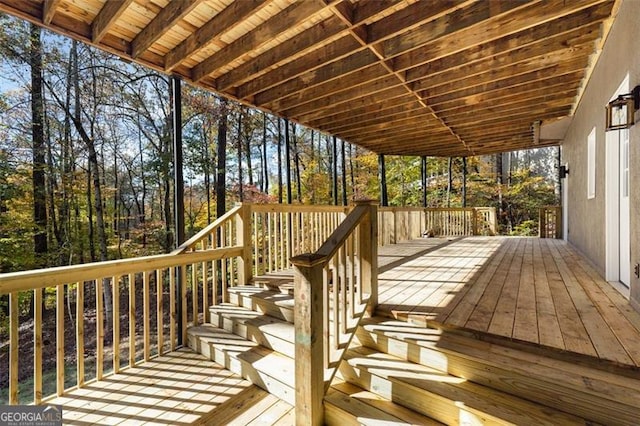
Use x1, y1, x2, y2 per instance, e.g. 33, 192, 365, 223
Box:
0, 0, 619, 156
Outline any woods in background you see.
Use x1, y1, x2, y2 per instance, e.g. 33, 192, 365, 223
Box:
0, 16, 559, 277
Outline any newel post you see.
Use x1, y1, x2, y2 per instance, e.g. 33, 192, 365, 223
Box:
357, 200, 378, 315
291, 253, 325, 426
236, 203, 253, 285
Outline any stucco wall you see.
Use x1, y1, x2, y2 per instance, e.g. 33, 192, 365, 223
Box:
562, 0, 640, 305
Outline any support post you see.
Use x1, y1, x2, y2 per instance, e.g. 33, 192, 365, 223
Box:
171, 75, 185, 346
291, 254, 325, 426
332, 136, 338, 206
236, 203, 253, 284
462, 156, 467, 208
378, 154, 388, 207
421, 155, 427, 208
357, 200, 378, 315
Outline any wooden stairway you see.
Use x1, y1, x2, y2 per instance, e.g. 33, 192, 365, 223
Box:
185, 277, 640, 425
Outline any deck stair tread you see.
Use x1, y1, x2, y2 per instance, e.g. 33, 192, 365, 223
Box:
188, 323, 297, 405
355, 317, 640, 425
341, 345, 588, 425
324, 381, 443, 426
209, 303, 296, 358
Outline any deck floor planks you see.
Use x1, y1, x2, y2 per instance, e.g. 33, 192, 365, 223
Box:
377, 251, 462, 321
512, 238, 539, 343
555, 241, 640, 366
409, 239, 489, 321
531, 238, 564, 349
545, 239, 632, 364
44, 349, 291, 425
539, 239, 594, 355
466, 238, 521, 332
488, 238, 526, 337
437, 237, 510, 326
377, 236, 640, 367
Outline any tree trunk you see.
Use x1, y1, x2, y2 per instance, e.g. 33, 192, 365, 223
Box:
292, 122, 302, 202
284, 119, 292, 204
30, 24, 47, 267
245, 111, 253, 187
237, 108, 244, 201
277, 118, 283, 204
262, 113, 268, 194
216, 99, 228, 218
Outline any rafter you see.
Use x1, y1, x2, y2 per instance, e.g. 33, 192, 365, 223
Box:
192, 0, 325, 82
131, 0, 202, 59
42, 0, 61, 25
92, 0, 134, 43
164, 0, 270, 72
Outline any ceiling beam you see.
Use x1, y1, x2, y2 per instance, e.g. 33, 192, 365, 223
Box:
192, 0, 325, 82
164, 0, 270, 72
131, 0, 202, 59
42, 0, 61, 24
92, 0, 135, 43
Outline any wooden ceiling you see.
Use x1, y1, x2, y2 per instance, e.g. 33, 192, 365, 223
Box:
0, 0, 619, 156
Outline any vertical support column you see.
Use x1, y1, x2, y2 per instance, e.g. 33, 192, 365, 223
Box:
539, 207, 546, 238
378, 154, 388, 207
291, 254, 325, 426
236, 203, 253, 284
462, 156, 467, 208
357, 200, 378, 315
332, 136, 338, 206
421, 155, 427, 208
171, 75, 185, 347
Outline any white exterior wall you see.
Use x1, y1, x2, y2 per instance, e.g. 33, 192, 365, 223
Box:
561, 0, 640, 307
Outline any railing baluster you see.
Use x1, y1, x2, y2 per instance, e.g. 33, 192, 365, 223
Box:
9, 291, 18, 404
143, 272, 150, 361
128, 273, 136, 367
180, 265, 188, 346
34, 287, 43, 404
191, 263, 198, 325
202, 261, 209, 317
76, 281, 85, 387
113, 275, 120, 373
96, 277, 104, 380
56, 284, 65, 396
170, 266, 176, 352
157, 269, 164, 356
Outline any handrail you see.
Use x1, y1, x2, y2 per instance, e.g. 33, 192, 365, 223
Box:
314, 204, 368, 261
173, 203, 244, 254
290, 200, 377, 425
0, 247, 242, 294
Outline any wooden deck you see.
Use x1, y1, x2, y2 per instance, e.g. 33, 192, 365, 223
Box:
44, 349, 293, 425
377, 236, 640, 368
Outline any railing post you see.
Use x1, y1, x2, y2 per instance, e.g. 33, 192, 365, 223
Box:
539, 207, 547, 238
291, 254, 325, 426
236, 203, 253, 285
357, 200, 378, 315
472, 208, 478, 236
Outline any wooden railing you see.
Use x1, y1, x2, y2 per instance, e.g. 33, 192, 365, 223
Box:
0, 245, 241, 404
250, 204, 347, 275
290, 200, 378, 425
539, 206, 562, 239
378, 207, 497, 244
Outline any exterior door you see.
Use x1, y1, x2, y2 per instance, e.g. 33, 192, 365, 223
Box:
619, 127, 630, 286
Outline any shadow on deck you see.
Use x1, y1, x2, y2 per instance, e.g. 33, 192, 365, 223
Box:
377, 236, 640, 371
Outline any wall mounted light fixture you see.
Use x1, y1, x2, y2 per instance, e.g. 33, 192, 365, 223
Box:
605, 85, 640, 131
